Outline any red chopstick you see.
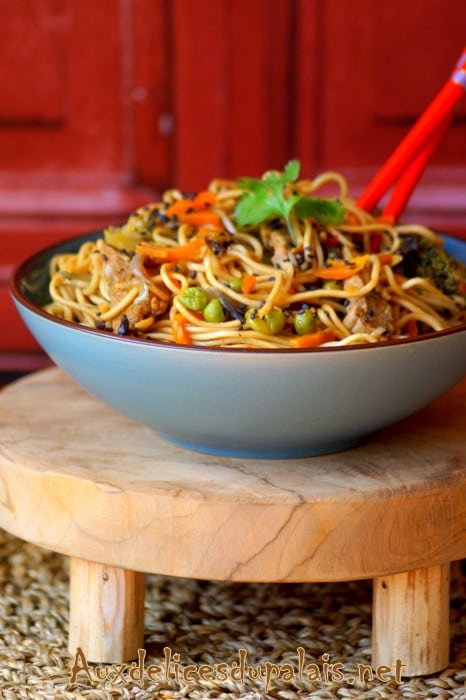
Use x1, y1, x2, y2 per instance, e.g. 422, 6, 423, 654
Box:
357, 48, 466, 217
380, 110, 454, 223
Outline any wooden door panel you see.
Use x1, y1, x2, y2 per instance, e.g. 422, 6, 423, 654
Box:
0, 1, 123, 178
373, 2, 466, 122
131, 0, 172, 189
0, 0, 67, 125
0, 0, 170, 190
320, 0, 466, 171
172, 0, 295, 191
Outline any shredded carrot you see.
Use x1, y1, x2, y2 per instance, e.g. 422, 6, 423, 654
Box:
136, 238, 206, 262
192, 190, 216, 208
405, 319, 419, 337
165, 198, 193, 218
182, 211, 222, 227
290, 329, 335, 348
171, 313, 192, 345
165, 190, 216, 219
314, 255, 368, 280
197, 224, 225, 237
241, 273, 257, 294
378, 252, 393, 265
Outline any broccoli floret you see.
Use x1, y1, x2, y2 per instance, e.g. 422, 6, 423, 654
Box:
397, 235, 466, 296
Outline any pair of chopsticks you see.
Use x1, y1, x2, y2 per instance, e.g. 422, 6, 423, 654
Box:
357, 48, 466, 225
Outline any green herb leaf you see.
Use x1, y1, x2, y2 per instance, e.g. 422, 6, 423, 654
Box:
264, 159, 300, 184
234, 160, 346, 242
235, 184, 300, 229
294, 197, 346, 226
235, 189, 273, 227
238, 159, 300, 192
235, 160, 301, 232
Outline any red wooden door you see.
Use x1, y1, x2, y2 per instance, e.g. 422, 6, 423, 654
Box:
0, 0, 170, 366
171, 2, 466, 185
1, 0, 465, 370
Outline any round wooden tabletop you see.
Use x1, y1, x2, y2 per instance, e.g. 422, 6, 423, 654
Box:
0, 368, 464, 582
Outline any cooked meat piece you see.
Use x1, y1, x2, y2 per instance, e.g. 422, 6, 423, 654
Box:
260, 228, 291, 266
343, 286, 394, 336
99, 242, 170, 332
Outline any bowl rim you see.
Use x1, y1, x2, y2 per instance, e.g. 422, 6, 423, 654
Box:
9, 230, 466, 356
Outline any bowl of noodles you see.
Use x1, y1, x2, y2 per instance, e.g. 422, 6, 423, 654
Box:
10, 162, 466, 458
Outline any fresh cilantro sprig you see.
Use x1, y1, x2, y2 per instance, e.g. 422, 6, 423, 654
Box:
234, 160, 345, 245
235, 160, 301, 229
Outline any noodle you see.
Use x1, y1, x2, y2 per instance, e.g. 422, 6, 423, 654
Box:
44, 168, 466, 349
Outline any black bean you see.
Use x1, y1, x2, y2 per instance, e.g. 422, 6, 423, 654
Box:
118, 315, 130, 335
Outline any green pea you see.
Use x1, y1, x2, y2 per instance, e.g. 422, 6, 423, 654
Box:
227, 277, 242, 292
245, 307, 285, 335
203, 298, 226, 323
179, 286, 209, 311
264, 307, 286, 335
294, 308, 317, 335
245, 309, 270, 335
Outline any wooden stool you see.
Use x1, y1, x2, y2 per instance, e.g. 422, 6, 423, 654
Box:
0, 368, 464, 676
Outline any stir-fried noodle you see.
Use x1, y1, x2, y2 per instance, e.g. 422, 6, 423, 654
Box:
45, 165, 466, 349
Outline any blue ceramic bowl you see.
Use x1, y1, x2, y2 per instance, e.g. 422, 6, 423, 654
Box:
10, 233, 466, 458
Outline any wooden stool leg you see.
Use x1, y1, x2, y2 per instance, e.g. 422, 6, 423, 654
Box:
68, 557, 145, 663
372, 562, 450, 677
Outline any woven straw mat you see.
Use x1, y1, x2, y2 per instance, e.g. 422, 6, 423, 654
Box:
0, 531, 464, 700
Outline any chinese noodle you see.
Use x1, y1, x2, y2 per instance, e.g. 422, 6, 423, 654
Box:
44, 169, 466, 349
